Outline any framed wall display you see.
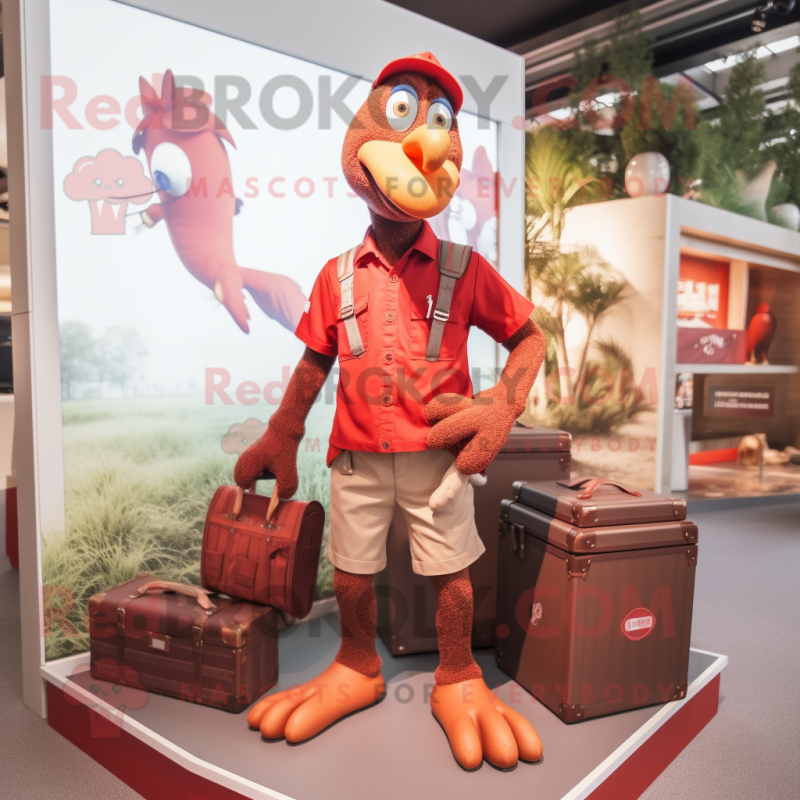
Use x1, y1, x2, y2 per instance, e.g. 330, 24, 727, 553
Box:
678, 254, 730, 328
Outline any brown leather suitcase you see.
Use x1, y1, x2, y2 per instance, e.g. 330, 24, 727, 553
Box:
376, 425, 571, 655
88, 576, 278, 713
202, 484, 325, 619
495, 478, 697, 723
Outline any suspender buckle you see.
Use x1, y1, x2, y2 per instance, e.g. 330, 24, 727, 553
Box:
340, 301, 354, 318
432, 309, 450, 322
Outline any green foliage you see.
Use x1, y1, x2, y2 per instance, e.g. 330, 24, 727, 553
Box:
555, 12, 698, 199
531, 307, 560, 376
697, 52, 771, 215
621, 81, 702, 194
696, 164, 762, 218
546, 338, 653, 434
543, 13, 799, 218
525, 126, 600, 243
762, 57, 800, 208
59, 321, 97, 400
713, 52, 768, 181
560, 13, 655, 198
569, 11, 654, 97
59, 321, 149, 399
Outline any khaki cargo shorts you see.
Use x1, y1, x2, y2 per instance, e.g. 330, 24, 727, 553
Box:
328, 449, 485, 577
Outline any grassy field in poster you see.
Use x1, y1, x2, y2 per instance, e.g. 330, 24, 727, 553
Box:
43, 396, 334, 661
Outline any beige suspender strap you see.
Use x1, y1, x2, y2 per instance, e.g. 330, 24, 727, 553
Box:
426, 240, 473, 362
337, 246, 365, 358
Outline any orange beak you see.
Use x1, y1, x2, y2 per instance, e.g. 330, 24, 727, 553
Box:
357, 125, 460, 219
401, 126, 451, 174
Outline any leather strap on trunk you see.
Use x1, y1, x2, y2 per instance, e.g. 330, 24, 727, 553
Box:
192, 611, 211, 691
426, 240, 472, 362
114, 592, 142, 667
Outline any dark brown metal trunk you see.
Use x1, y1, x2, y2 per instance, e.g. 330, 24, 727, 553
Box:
496, 479, 697, 723
376, 426, 571, 655
89, 576, 278, 713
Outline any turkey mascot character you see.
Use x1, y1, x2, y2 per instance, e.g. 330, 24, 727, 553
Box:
236, 53, 547, 771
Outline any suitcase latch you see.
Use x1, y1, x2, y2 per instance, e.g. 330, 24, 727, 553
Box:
147, 631, 171, 652
566, 556, 591, 580
512, 524, 525, 561
574, 504, 598, 525
115, 607, 126, 634
569, 530, 596, 551
192, 625, 204, 652
559, 702, 585, 722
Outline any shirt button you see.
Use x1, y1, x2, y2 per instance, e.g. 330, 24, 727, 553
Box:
382, 395, 392, 405
381, 441, 390, 450
385, 312, 396, 322
389, 275, 398, 283
384, 352, 394, 363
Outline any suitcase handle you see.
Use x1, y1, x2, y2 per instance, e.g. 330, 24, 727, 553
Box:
232, 484, 281, 525
556, 478, 642, 500
137, 581, 218, 611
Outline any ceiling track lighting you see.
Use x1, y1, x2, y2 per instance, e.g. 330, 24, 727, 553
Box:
751, 0, 796, 33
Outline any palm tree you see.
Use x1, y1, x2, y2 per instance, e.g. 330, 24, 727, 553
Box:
572, 267, 628, 397
525, 126, 600, 402
525, 126, 598, 248
527, 248, 584, 403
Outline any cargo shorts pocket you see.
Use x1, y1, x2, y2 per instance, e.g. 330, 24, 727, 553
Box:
335, 450, 353, 476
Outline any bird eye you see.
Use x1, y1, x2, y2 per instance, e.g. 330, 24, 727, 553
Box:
386, 85, 418, 132
92, 177, 102, 188
427, 99, 453, 131
115, 178, 124, 188
149, 142, 192, 197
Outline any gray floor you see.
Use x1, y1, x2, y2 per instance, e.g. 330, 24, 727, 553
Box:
640, 498, 800, 800
0, 557, 141, 798
2, 499, 799, 799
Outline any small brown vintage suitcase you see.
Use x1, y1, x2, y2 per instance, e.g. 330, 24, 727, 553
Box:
496, 478, 697, 723
202, 484, 325, 619
89, 576, 278, 713
376, 425, 571, 655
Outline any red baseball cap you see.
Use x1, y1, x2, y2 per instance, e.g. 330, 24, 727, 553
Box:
372, 52, 463, 114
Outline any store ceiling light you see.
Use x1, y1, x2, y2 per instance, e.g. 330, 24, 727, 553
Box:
751, 11, 768, 32
750, 1, 796, 33
703, 34, 800, 72
767, 35, 800, 53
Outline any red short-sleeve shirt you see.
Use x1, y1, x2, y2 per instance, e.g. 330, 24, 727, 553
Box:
295, 221, 534, 465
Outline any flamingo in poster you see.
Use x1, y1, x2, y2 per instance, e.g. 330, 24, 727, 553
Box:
130, 70, 306, 334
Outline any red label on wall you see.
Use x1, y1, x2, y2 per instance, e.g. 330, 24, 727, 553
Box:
621, 608, 656, 641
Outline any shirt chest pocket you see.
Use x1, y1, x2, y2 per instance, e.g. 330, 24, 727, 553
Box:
409, 291, 468, 361
337, 294, 369, 361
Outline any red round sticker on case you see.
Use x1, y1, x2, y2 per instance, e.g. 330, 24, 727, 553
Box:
621, 608, 656, 641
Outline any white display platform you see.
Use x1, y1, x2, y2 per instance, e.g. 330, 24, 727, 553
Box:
42, 614, 727, 800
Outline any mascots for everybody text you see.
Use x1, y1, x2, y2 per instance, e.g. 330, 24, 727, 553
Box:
235, 53, 547, 770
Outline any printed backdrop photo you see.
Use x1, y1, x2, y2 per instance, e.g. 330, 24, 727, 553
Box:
44, 0, 499, 659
